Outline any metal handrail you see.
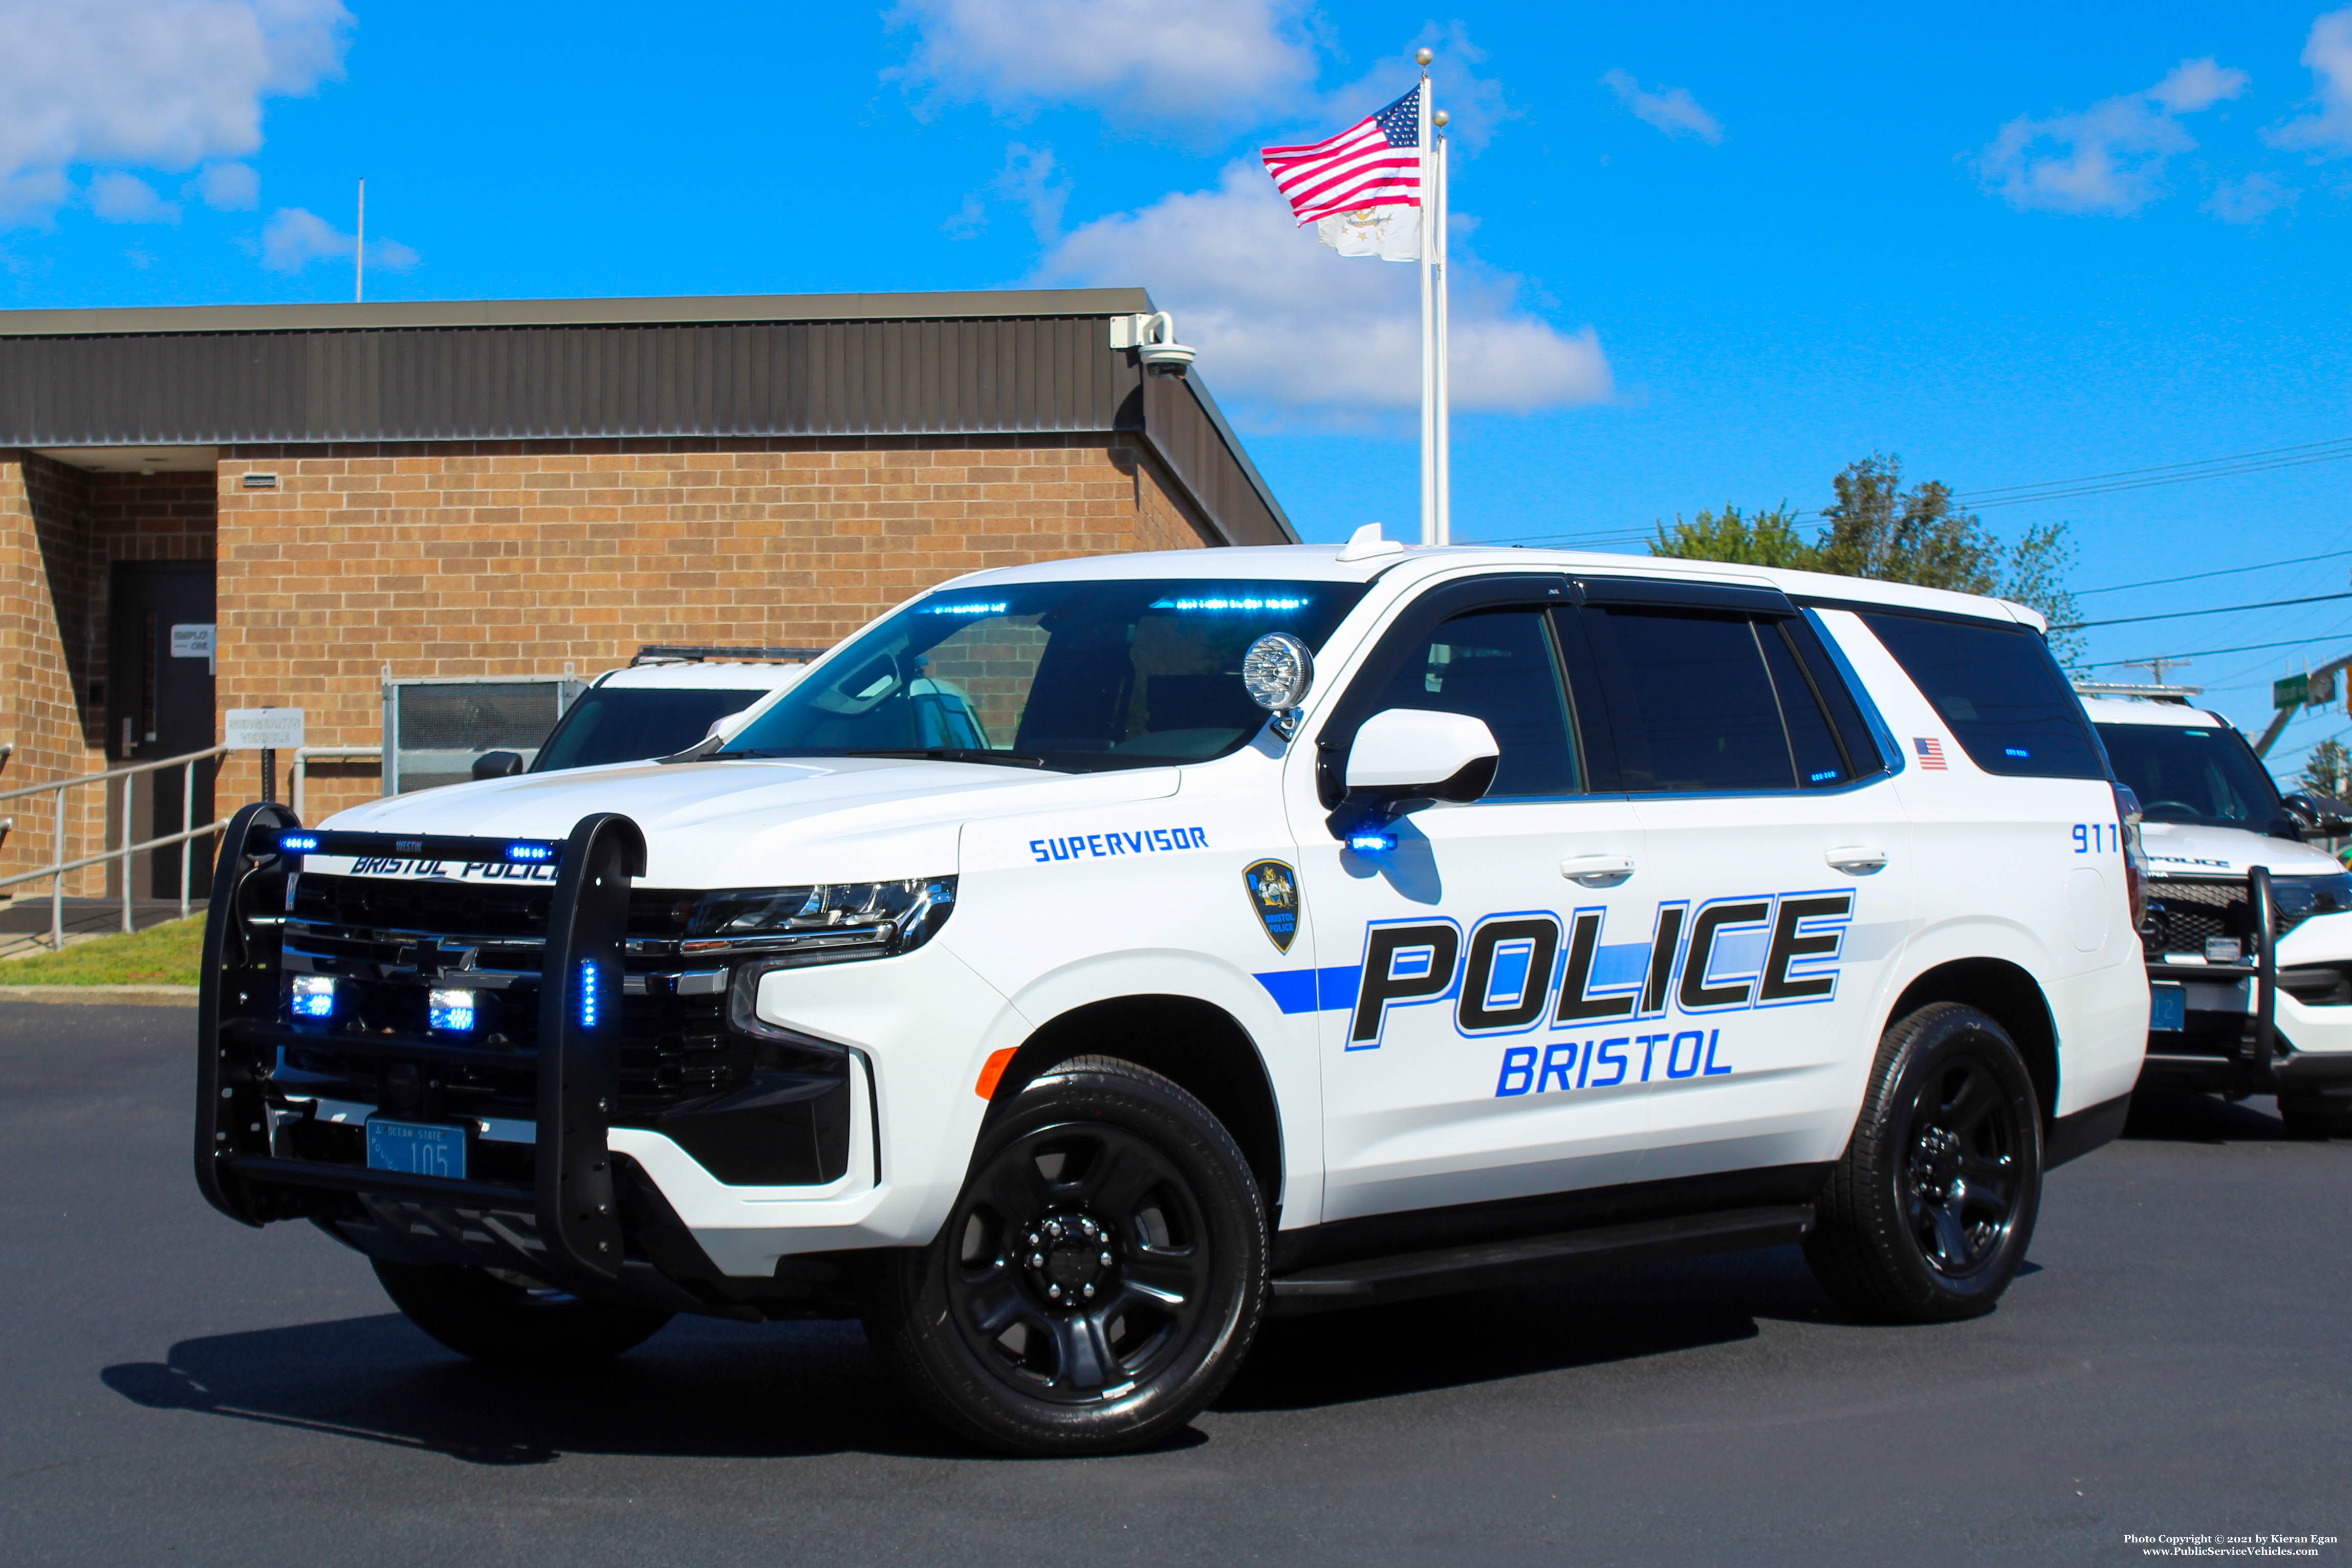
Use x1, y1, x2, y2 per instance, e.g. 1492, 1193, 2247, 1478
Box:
0, 744, 232, 950
291, 745, 381, 822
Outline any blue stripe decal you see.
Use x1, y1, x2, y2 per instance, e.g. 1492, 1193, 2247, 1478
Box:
1254, 965, 1363, 1015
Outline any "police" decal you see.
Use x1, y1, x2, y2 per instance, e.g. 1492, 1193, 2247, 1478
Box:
1347, 890, 1853, 1049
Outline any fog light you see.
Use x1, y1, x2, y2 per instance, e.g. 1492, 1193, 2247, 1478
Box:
2206, 937, 2243, 964
291, 974, 336, 1019
429, 988, 477, 1032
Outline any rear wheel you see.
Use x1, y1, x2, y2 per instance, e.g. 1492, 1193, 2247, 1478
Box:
372, 1259, 673, 1368
1806, 1003, 2043, 1323
862, 1055, 1267, 1455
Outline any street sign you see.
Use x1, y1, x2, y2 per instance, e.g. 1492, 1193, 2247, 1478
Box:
2313, 668, 2339, 707
2275, 673, 2309, 710
225, 707, 306, 750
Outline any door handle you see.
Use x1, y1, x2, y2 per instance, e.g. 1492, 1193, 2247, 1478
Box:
1560, 854, 1635, 886
1826, 845, 1888, 874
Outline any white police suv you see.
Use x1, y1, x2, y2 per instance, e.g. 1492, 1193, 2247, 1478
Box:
197, 535, 2148, 1454
2078, 687, 2352, 1138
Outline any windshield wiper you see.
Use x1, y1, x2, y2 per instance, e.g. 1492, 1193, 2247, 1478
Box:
841, 747, 1050, 769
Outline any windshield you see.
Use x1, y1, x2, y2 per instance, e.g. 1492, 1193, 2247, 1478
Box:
720, 579, 1369, 771
534, 687, 775, 772
2094, 720, 2286, 830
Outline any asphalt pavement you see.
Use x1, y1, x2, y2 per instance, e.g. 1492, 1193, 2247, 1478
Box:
1, 1000, 2344, 1567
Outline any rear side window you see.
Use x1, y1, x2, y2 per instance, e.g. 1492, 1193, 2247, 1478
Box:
1758, 626, 1849, 787
1787, 614, 1884, 777
1860, 612, 2104, 779
1580, 607, 1794, 792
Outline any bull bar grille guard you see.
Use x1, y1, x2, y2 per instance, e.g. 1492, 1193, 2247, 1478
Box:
2143, 866, 2279, 1084
196, 801, 647, 1290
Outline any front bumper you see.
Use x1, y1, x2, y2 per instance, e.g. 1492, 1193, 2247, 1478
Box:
2139, 868, 2352, 1099
195, 805, 921, 1319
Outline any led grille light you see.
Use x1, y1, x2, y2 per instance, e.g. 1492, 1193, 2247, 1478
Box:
280, 833, 319, 853
291, 974, 336, 1018
505, 842, 555, 862
578, 960, 602, 1029
428, 988, 477, 1031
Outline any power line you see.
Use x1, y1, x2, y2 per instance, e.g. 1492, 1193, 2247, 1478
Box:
2055, 591, 2352, 631
2073, 548, 2352, 599
2080, 627, 2352, 669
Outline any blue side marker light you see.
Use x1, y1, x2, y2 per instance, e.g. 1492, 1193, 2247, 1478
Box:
2005, 747, 2030, 759
291, 974, 336, 1018
428, 988, 477, 1032
506, 842, 555, 862
280, 833, 319, 853
578, 960, 601, 1029
1348, 832, 1398, 854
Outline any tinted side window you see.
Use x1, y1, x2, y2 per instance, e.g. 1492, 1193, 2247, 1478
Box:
1860, 612, 2104, 779
1354, 607, 1580, 797
1787, 613, 1884, 776
1758, 626, 1848, 788
1583, 608, 1794, 792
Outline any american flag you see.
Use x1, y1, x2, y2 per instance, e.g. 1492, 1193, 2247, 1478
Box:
1261, 86, 1423, 227
1913, 736, 1947, 770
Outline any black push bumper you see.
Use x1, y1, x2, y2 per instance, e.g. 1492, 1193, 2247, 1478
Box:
2140, 865, 2352, 1099
195, 802, 664, 1301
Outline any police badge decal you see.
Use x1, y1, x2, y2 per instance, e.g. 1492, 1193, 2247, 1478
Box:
1244, 860, 1300, 953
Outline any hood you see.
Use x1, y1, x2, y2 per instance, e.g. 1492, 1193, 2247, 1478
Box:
2139, 819, 2343, 881
316, 755, 1180, 887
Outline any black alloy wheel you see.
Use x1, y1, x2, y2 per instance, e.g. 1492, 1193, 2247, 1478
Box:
863, 1056, 1267, 1455
1806, 1002, 2044, 1323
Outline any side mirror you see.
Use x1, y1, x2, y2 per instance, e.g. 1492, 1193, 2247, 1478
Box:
2280, 790, 2352, 839
1327, 708, 1499, 842
471, 750, 524, 781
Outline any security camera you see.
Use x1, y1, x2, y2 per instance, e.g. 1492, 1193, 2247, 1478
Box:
1113, 311, 1197, 378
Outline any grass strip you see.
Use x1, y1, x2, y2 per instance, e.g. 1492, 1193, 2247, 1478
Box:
0, 917, 206, 986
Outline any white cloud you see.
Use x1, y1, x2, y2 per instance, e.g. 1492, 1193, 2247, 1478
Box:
2269, 6, 2352, 156
1976, 57, 2249, 214
1599, 69, 1723, 144
944, 141, 1070, 242
260, 206, 416, 273
89, 171, 179, 223
1039, 162, 1611, 420
0, 0, 349, 225
887, 0, 1317, 127
2205, 170, 2299, 223
197, 160, 259, 209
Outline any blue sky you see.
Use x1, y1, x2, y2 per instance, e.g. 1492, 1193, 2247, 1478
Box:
4, 1, 2350, 778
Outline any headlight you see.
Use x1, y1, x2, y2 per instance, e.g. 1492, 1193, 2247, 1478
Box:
669, 877, 956, 961
2272, 873, 2352, 922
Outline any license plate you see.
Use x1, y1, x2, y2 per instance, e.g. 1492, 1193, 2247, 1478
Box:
366, 1118, 468, 1180
2150, 983, 2186, 1033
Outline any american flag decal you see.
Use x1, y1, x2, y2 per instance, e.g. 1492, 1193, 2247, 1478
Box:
1913, 736, 1947, 770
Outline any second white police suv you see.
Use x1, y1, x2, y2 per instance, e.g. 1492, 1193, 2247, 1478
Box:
220, 532, 2148, 1454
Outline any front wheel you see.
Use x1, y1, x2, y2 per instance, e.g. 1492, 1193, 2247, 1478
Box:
862, 1055, 1268, 1455
372, 1259, 674, 1368
1806, 1002, 2043, 1323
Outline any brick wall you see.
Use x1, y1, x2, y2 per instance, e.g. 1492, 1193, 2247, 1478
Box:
218, 434, 1219, 824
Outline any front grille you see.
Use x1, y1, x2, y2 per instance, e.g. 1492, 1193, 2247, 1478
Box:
279, 873, 739, 1117
2141, 876, 2323, 959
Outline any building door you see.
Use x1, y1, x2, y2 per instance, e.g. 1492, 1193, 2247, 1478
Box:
108, 562, 216, 898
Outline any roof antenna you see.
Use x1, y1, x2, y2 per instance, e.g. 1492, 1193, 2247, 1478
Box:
1337, 522, 1407, 562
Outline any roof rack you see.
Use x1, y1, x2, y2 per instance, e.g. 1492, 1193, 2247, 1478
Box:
632, 645, 826, 665
2072, 680, 2204, 703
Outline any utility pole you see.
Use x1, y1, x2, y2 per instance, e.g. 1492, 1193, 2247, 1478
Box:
2118, 657, 2192, 688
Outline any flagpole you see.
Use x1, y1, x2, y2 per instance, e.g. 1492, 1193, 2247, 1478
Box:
1415, 48, 1435, 547
1433, 114, 1451, 546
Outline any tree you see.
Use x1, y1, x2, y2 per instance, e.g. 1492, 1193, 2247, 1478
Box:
2302, 737, 2350, 800
1649, 503, 1816, 569
1650, 452, 2084, 665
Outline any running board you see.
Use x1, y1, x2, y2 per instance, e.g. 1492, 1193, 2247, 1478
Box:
1268, 1204, 1815, 1316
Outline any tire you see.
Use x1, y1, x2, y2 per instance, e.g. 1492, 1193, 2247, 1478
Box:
372, 1259, 674, 1368
2278, 1091, 2352, 1140
861, 1055, 1268, 1456
1806, 1002, 2043, 1323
